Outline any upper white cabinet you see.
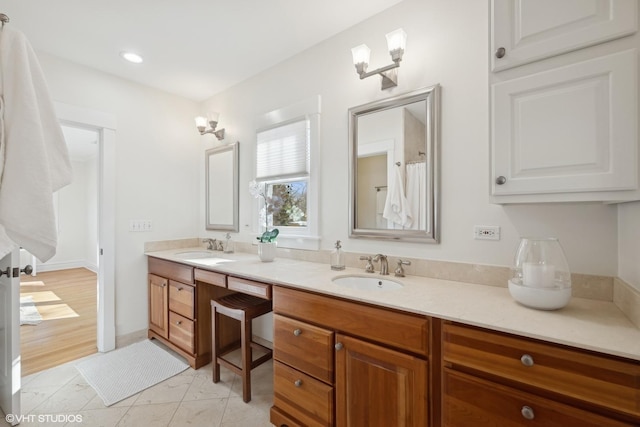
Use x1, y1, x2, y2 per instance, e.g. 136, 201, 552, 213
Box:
491, 0, 637, 71
491, 49, 638, 201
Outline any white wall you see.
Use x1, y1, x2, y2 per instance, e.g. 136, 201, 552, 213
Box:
40, 159, 95, 271
37, 53, 201, 336
619, 202, 640, 290
201, 0, 619, 277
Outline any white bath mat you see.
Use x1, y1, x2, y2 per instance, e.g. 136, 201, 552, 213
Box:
76, 340, 189, 406
20, 295, 43, 325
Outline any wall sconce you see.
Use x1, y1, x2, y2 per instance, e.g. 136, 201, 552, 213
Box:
195, 112, 225, 140
351, 28, 407, 90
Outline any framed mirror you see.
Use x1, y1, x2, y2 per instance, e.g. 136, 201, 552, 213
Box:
206, 142, 239, 231
349, 85, 440, 242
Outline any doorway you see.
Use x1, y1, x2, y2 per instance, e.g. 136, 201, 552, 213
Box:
19, 125, 100, 376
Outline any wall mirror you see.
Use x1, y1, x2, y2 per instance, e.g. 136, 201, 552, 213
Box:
206, 142, 239, 231
349, 85, 440, 242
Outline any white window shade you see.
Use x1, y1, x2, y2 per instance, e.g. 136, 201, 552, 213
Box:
256, 119, 310, 180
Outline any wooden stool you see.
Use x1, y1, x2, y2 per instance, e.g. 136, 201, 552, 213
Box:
211, 293, 273, 402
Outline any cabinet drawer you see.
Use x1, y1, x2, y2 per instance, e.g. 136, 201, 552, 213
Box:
149, 257, 193, 284
274, 286, 429, 356
169, 280, 195, 319
270, 406, 304, 427
228, 276, 271, 300
194, 268, 226, 288
169, 311, 195, 354
443, 322, 640, 418
274, 361, 334, 427
274, 314, 334, 383
443, 369, 632, 427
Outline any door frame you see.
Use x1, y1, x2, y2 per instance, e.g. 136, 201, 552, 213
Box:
54, 102, 116, 352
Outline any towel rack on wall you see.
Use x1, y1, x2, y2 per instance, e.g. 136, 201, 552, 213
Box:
0, 13, 9, 26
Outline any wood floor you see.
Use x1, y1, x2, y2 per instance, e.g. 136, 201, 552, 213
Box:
20, 268, 97, 376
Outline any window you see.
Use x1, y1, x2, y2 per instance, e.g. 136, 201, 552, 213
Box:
254, 96, 320, 249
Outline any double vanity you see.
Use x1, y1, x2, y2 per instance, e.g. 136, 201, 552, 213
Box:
146, 247, 640, 426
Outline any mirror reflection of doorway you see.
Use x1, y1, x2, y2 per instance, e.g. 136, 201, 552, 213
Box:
19, 125, 99, 376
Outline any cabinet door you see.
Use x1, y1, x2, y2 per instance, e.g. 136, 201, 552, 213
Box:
492, 49, 637, 199
491, 0, 637, 71
148, 274, 168, 339
335, 334, 428, 427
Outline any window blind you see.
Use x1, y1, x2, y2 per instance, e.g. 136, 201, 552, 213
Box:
256, 119, 310, 180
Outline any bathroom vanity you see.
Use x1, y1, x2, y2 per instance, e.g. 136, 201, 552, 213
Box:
145, 248, 640, 426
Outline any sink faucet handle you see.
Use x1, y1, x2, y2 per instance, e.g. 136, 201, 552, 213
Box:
202, 238, 216, 250
359, 256, 375, 273
394, 259, 411, 277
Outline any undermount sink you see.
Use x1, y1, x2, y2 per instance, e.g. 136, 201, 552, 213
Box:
173, 250, 216, 259
332, 275, 403, 291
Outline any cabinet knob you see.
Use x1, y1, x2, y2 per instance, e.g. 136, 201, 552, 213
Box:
520, 354, 534, 367
495, 176, 507, 185
294, 379, 302, 387
495, 47, 506, 59
335, 342, 343, 351
178, 287, 183, 291
176, 321, 182, 325
162, 283, 167, 288
293, 329, 302, 336
521, 406, 535, 420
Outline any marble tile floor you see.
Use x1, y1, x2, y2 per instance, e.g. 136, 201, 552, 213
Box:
1, 346, 275, 427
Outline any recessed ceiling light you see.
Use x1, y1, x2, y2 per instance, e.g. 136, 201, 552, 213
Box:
120, 51, 143, 64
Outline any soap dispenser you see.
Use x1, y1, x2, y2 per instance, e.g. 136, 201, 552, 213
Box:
331, 240, 345, 271
223, 233, 234, 254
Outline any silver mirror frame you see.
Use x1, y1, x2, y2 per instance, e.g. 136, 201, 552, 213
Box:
348, 85, 441, 242
205, 142, 239, 232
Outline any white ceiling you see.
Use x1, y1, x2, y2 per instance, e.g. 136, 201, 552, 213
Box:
2, 0, 403, 101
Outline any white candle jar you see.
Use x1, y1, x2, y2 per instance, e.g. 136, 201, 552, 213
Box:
509, 237, 571, 310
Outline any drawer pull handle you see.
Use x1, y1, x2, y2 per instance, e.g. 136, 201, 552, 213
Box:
495, 175, 507, 185
294, 379, 302, 387
495, 47, 506, 59
176, 321, 182, 325
520, 354, 534, 367
162, 283, 167, 288
178, 287, 183, 291
293, 329, 302, 336
521, 406, 535, 420
335, 342, 343, 351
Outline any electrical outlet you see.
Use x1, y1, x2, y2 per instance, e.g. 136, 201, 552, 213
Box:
129, 220, 153, 232
474, 225, 500, 241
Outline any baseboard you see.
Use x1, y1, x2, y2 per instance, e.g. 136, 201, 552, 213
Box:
37, 260, 98, 273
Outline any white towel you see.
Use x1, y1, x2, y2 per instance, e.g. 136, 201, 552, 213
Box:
0, 26, 72, 262
406, 163, 426, 230
383, 166, 412, 228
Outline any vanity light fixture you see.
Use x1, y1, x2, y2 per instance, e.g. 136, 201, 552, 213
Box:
351, 28, 407, 90
195, 112, 225, 140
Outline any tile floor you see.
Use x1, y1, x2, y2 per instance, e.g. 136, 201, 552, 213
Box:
1, 343, 274, 427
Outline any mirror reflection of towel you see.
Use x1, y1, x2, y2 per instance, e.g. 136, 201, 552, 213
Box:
383, 166, 412, 227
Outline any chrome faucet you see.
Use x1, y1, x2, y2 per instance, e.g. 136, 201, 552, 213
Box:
372, 254, 389, 275
203, 238, 216, 250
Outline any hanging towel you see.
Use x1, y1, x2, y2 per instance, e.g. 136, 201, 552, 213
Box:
406, 163, 426, 230
0, 26, 72, 262
383, 165, 412, 228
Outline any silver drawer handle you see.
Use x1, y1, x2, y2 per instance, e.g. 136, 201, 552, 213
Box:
293, 329, 302, 336
335, 342, 343, 351
521, 406, 535, 420
294, 379, 302, 387
520, 354, 534, 367
495, 175, 507, 185
495, 47, 506, 59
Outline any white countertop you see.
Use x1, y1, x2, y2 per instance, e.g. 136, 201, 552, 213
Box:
146, 247, 640, 362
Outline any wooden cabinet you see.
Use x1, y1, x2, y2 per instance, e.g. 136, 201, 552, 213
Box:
491, 0, 637, 71
147, 257, 219, 369
148, 273, 168, 339
270, 286, 431, 427
335, 333, 428, 426
442, 322, 640, 426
